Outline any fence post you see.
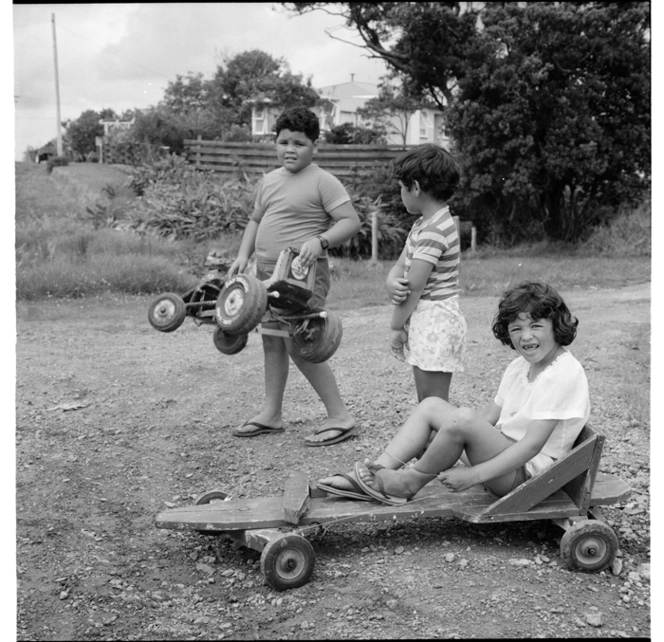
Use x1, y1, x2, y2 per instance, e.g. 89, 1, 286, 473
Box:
371, 209, 378, 264
196, 135, 202, 169
471, 226, 477, 253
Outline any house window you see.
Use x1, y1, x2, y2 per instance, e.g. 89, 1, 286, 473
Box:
253, 106, 268, 135
419, 111, 431, 139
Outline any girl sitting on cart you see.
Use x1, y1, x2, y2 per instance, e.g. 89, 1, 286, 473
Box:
317, 280, 590, 505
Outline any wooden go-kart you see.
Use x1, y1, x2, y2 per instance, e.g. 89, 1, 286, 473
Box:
155, 424, 631, 591
147, 248, 343, 363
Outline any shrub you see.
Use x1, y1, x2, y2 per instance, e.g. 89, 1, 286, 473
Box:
582, 200, 651, 256
331, 194, 408, 260
45, 155, 70, 174
127, 160, 258, 241
323, 122, 387, 145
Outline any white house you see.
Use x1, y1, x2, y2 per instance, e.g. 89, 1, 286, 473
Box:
250, 78, 449, 147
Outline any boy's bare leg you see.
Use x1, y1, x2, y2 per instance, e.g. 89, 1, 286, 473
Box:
234, 334, 288, 434
318, 396, 453, 488
413, 367, 452, 402
357, 401, 518, 498
289, 353, 355, 443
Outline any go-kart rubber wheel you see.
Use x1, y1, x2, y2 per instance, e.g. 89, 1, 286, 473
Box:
291, 311, 343, 363
213, 327, 248, 355
148, 293, 187, 332
260, 534, 315, 591
216, 274, 267, 334
193, 489, 231, 536
560, 520, 618, 572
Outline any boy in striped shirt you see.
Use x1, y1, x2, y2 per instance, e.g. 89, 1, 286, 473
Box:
386, 144, 467, 402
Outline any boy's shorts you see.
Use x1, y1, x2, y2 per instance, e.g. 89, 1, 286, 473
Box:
405, 297, 467, 372
255, 256, 331, 310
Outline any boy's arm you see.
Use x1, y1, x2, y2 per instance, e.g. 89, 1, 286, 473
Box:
228, 219, 259, 277
297, 200, 361, 268
386, 246, 410, 304
390, 258, 434, 331
389, 257, 433, 360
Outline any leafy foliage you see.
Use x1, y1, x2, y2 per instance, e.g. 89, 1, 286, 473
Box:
65, 108, 117, 156
286, 2, 651, 244
126, 156, 259, 241
446, 2, 651, 243
323, 122, 387, 145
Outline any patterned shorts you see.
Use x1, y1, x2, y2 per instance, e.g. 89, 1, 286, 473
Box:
405, 297, 467, 372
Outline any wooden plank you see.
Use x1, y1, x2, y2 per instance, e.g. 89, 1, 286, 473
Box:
282, 474, 310, 525
563, 425, 604, 511
481, 437, 597, 517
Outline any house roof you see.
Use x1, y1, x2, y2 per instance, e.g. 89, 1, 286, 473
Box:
317, 80, 379, 101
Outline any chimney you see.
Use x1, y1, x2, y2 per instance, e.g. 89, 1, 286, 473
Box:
351, 73, 355, 82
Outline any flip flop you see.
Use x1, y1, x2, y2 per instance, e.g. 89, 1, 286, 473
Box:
353, 461, 409, 506
232, 421, 285, 438
316, 472, 374, 502
304, 425, 357, 447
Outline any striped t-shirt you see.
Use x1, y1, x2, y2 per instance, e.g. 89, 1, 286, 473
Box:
404, 206, 460, 300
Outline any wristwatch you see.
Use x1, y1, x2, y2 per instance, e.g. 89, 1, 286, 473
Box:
317, 235, 329, 250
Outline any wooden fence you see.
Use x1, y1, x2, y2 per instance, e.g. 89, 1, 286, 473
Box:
184, 139, 410, 179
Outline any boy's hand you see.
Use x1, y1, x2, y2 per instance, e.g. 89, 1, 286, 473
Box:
386, 277, 410, 305
298, 238, 324, 269
227, 257, 247, 278
437, 467, 478, 492
389, 328, 408, 362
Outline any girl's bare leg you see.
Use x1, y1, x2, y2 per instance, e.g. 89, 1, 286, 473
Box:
318, 397, 455, 489
357, 404, 519, 498
413, 366, 452, 402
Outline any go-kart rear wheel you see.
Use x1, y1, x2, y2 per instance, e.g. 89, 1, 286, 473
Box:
560, 520, 618, 573
260, 534, 315, 591
213, 327, 248, 355
216, 274, 267, 334
194, 489, 231, 536
148, 293, 187, 332
291, 311, 343, 363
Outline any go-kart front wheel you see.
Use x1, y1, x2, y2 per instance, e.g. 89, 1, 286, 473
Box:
213, 327, 248, 355
291, 311, 343, 363
216, 274, 267, 335
260, 534, 315, 591
148, 293, 187, 332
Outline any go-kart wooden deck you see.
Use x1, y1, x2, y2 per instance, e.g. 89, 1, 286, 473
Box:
156, 471, 629, 533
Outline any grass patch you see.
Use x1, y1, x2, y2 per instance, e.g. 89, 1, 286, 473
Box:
15, 161, 652, 305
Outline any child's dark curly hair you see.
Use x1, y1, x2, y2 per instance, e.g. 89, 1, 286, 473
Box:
391, 143, 460, 201
492, 281, 578, 349
275, 107, 320, 142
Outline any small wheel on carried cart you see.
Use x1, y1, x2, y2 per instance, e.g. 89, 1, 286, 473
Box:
193, 489, 232, 536
291, 311, 343, 363
216, 274, 268, 334
560, 520, 619, 572
148, 293, 187, 332
213, 327, 248, 355
260, 534, 315, 591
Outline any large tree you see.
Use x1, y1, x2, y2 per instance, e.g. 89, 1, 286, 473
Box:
286, 2, 651, 243
207, 50, 321, 131
65, 108, 117, 156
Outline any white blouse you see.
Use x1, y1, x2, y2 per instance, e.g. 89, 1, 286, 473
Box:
494, 350, 591, 477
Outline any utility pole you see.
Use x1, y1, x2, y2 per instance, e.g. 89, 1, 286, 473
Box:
52, 13, 63, 156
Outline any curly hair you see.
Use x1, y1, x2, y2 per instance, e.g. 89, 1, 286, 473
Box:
275, 107, 320, 142
492, 281, 578, 349
391, 143, 460, 202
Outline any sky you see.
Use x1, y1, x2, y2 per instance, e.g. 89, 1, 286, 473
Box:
11, 2, 389, 160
